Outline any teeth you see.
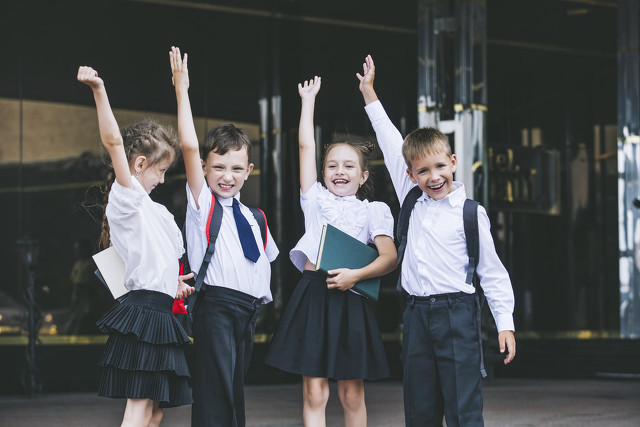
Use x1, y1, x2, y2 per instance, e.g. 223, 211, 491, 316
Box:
429, 182, 444, 190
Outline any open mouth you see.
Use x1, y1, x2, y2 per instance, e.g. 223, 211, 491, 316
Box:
428, 182, 445, 191
219, 183, 234, 190
333, 179, 349, 185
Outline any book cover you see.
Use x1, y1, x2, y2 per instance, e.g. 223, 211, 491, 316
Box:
92, 246, 128, 299
315, 224, 380, 300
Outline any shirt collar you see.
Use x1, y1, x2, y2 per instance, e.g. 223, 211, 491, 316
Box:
209, 187, 241, 207
417, 181, 466, 207
131, 175, 146, 193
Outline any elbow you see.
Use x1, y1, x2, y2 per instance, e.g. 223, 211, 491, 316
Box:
102, 133, 123, 148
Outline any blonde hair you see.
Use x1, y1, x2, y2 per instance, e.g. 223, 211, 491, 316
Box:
402, 127, 452, 169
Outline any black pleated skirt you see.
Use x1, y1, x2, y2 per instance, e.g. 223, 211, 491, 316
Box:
96, 289, 193, 407
265, 270, 390, 381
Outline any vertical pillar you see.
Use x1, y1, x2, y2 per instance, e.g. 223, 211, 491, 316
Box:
618, 0, 640, 338
417, 0, 448, 128
454, 0, 488, 205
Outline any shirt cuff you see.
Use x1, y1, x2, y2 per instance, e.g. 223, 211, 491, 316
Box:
494, 313, 515, 333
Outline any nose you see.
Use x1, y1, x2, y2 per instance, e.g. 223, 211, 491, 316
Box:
159, 173, 165, 184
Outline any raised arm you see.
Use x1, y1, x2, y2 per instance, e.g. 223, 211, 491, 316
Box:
170, 46, 205, 202
77, 66, 131, 189
298, 76, 321, 194
356, 55, 379, 106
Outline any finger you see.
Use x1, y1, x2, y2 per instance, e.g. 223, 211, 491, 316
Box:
183, 52, 188, 67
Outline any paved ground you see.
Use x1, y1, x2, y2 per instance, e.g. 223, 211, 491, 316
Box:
1, 378, 639, 426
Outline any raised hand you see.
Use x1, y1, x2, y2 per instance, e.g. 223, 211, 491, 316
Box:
77, 66, 104, 90
170, 46, 189, 89
356, 55, 378, 105
356, 55, 375, 92
298, 76, 321, 101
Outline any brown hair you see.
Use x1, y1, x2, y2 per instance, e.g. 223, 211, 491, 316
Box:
402, 127, 451, 169
322, 140, 375, 200
201, 123, 252, 163
99, 119, 178, 249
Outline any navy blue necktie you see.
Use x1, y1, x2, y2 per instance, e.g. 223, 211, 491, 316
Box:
232, 198, 260, 262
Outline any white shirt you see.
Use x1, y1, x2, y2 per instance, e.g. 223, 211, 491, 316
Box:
185, 183, 279, 303
365, 100, 515, 332
106, 178, 184, 298
290, 181, 394, 272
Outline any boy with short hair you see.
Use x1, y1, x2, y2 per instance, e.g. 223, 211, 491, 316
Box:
170, 46, 279, 427
357, 55, 515, 426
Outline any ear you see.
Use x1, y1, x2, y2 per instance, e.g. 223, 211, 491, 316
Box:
245, 163, 255, 180
406, 168, 418, 184
201, 158, 206, 176
360, 170, 370, 185
134, 156, 147, 174
450, 154, 458, 173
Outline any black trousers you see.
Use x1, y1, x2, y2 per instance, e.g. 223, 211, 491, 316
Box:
402, 292, 483, 427
191, 285, 262, 427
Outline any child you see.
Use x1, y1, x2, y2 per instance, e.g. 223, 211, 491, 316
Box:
264, 76, 397, 427
357, 55, 516, 426
169, 46, 279, 427
77, 66, 195, 426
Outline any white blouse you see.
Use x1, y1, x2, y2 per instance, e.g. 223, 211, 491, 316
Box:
106, 177, 184, 298
289, 181, 394, 272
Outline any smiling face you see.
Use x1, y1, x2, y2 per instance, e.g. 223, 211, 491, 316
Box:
134, 156, 174, 194
204, 147, 254, 198
407, 150, 457, 200
322, 144, 369, 197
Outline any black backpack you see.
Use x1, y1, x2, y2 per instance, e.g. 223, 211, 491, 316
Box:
396, 185, 487, 377
174, 190, 267, 335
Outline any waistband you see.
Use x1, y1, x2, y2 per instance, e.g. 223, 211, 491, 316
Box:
302, 269, 328, 279
406, 291, 474, 305
202, 284, 262, 306
123, 290, 174, 312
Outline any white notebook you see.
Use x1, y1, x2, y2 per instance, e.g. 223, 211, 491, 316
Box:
92, 246, 128, 299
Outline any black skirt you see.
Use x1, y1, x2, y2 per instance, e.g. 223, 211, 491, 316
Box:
265, 270, 390, 381
96, 289, 193, 407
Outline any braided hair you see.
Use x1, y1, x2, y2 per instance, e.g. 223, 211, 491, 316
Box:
98, 119, 178, 249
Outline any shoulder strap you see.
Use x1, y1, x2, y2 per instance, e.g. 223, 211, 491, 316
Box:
463, 198, 488, 378
463, 198, 480, 287
248, 206, 268, 249
462, 199, 480, 286
187, 192, 223, 316
396, 185, 423, 265
395, 185, 423, 291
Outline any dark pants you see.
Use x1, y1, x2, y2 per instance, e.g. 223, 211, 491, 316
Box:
191, 285, 262, 427
402, 292, 483, 427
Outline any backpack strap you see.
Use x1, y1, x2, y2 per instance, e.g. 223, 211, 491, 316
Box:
463, 199, 480, 288
397, 186, 423, 266
248, 206, 268, 249
395, 186, 423, 291
463, 198, 487, 378
186, 192, 223, 316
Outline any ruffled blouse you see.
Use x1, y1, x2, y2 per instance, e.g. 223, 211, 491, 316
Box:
106, 177, 184, 298
289, 181, 394, 272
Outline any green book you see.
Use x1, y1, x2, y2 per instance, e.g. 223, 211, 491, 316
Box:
315, 223, 380, 301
